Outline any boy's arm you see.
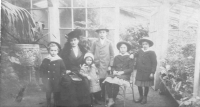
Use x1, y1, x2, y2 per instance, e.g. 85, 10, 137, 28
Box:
60, 60, 67, 75
109, 42, 114, 67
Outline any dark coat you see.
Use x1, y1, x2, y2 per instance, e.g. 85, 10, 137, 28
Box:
112, 54, 134, 80
59, 74, 78, 107
135, 49, 157, 81
39, 58, 66, 92
91, 39, 114, 78
60, 43, 91, 106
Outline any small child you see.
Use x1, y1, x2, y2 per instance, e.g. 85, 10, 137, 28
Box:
39, 42, 66, 107
80, 52, 101, 106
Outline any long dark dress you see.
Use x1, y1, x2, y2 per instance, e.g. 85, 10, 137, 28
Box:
59, 43, 91, 107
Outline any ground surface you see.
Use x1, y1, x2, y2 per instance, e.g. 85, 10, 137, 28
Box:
1, 83, 178, 107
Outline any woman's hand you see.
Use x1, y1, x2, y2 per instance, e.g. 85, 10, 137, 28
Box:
130, 54, 134, 59
149, 73, 154, 79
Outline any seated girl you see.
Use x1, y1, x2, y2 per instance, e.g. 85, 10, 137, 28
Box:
103, 41, 134, 107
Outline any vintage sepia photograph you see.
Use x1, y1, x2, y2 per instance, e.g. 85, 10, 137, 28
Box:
1, 0, 200, 107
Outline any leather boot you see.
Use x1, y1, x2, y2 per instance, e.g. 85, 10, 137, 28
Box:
135, 96, 143, 103
141, 96, 147, 104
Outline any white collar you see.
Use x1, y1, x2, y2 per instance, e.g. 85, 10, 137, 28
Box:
142, 48, 151, 52
46, 54, 61, 61
100, 39, 105, 45
119, 52, 129, 56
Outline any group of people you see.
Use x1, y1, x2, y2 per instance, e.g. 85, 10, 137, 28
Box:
39, 27, 157, 107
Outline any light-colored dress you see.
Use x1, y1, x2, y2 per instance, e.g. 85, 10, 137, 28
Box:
80, 64, 101, 93
103, 53, 134, 87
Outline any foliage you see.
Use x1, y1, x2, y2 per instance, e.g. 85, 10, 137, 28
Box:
120, 25, 149, 53
161, 43, 196, 106
1, 1, 46, 45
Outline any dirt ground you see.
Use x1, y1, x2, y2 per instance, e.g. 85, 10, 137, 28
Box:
1, 84, 178, 107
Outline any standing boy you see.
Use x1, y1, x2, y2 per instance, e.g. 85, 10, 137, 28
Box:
91, 26, 114, 101
39, 42, 66, 107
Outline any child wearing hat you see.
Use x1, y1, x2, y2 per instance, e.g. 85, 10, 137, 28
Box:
134, 37, 157, 104
91, 26, 114, 101
103, 41, 134, 107
39, 42, 66, 107
80, 52, 101, 106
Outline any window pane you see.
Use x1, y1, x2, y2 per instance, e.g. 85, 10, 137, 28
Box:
100, 8, 115, 28
87, 9, 101, 28
59, 0, 71, 7
101, 0, 118, 7
73, 0, 85, 7
59, 9, 72, 28
73, 9, 86, 28
60, 30, 72, 48
32, 0, 47, 8
32, 9, 48, 28
87, 0, 101, 7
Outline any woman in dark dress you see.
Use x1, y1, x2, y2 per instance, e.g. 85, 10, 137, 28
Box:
60, 29, 91, 107
134, 37, 157, 104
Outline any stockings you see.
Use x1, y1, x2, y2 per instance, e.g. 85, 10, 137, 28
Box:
105, 82, 119, 99
137, 86, 149, 97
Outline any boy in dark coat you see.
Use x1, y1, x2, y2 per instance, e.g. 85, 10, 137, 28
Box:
39, 42, 66, 107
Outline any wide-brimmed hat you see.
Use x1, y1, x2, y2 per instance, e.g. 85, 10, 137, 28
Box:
117, 41, 131, 51
84, 52, 94, 60
47, 41, 61, 52
138, 37, 154, 47
67, 29, 83, 40
96, 25, 109, 32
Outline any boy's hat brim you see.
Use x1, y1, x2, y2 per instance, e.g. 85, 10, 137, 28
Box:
138, 37, 154, 47
96, 29, 109, 32
96, 25, 109, 32
47, 41, 62, 52
117, 41, 131, 52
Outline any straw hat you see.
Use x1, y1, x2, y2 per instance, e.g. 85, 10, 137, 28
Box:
96, 25, 109, 32
117, 41, 131, 51
138, 37, 154, 47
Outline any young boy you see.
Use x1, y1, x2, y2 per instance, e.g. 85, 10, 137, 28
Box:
39, 42, 66, 107
91, 25, 114, 101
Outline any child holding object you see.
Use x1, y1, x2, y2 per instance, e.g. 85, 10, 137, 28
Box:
80, 52, 101, 106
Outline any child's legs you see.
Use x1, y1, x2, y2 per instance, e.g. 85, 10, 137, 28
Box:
144, 87, 149, 97
112, 84, 119, 100
46, 91, 52, 104
99, 78, 106, 99
53, 92, 60, 104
